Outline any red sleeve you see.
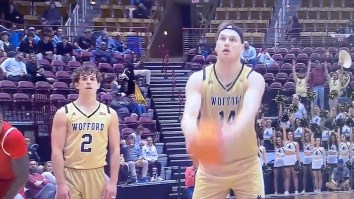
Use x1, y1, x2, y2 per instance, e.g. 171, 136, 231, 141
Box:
3, 129, 27, 159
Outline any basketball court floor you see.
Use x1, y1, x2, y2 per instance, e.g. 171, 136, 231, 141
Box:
265, 191, 354, 198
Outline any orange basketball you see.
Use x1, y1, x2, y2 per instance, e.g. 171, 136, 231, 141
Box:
188, 120, 223, 166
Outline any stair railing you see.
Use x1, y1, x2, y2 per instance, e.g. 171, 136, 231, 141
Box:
160, 44, 169, 78
274, 0, 287, 43
64, 3, 80, 38
178, 89, 184, 121
172, 69, 176, 100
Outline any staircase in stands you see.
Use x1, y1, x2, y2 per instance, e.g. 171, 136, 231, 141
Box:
144, 61, 191, 198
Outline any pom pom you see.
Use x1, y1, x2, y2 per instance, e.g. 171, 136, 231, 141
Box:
306, 90, 317, 101
336, 117, 345, 128
281, 114, 289, 122
329, 90, 338, 100
345, 116, 354, 127
320, 110, 330, 119
346, 161, 352, 170
262, 164, 272, 176
324, 119, 334, 129
321, 164, 330, 174
260, 104, 269, 114
294, 161, 303, 174
275, 95, 286, 105
289, 104, 298, 114
351, 91, 354, 101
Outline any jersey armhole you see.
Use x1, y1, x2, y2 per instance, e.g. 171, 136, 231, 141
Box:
106, 105, 111, 114
246, 67, 254, 79
64, 105, 68, 114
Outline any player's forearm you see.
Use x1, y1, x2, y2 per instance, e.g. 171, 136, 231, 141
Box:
109, 148, 120, 184
51, 150, 66, 185
233, 108, 258, 135
181, 115, 198, 137
4, 175, 28, 199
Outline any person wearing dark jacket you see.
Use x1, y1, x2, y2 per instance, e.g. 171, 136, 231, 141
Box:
25, 53, 47, 83
19, 33, 37, 57
35, 34, 56, 60
55, 36, 75, 62
3, 3, 24, 28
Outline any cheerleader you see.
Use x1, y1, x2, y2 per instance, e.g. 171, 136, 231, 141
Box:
321, 124, 330, 150
338, 133, 350, 164
311, 103, 321, 126
273, 135, 285, 195
282, 126, 300, 195
301, 129, 312, 194
350, 134, 354, 190
294, 118, 304, 150
342, 116, 352, 139
325, 61, 343, 115
311, 136, 326, 193
262, 118, 274, 150
327, 132, 339, 179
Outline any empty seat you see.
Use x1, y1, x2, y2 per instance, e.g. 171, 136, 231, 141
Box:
18, 81, 35, 95
0, 80, 17, 94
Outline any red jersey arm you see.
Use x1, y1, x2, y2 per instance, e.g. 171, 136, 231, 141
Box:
2, 128, 27, 159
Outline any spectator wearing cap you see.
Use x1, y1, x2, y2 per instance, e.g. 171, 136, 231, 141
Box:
22, 27, 41, 44
96, 30, 114, 48
40, 2, 61, 27
0, 31, 16, 57
55, 36, 75, 62
326, 159, 350, 191
111, 32, 132, 55
0, 51, 31, 82
3, 3, 24, 28
93, 42, 118, 65
74, 29, 95, 53
241, 41, 257, 68
310, 58, 326, 110
52, 28, 64, 47
25, 53, 47, 83
35, 34, 56, 60
19, 33, 37, 57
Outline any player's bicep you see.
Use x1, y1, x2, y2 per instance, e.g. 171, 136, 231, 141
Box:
51, 108, 68, 151
11, 154, 29, 179
243, 72, 265, 115
108, 108, 120, 150
183, 72, 203, 119
3, 129, 27, 159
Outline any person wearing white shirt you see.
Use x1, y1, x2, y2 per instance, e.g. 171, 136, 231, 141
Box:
292, 94, 307, 119
131, 125, 144, 147
142, 136, 163, 182
0, 51, 31, 82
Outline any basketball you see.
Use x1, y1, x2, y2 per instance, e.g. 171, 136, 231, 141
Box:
188, 119, 223, 166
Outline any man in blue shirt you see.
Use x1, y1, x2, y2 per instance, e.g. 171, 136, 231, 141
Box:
241, 41, 257, 68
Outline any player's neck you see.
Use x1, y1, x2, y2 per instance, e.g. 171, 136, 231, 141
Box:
76, 95, 98, 107
215, 59, 242, 79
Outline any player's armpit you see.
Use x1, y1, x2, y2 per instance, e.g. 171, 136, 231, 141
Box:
232, 72, 265, 134
51, 107, 68, 185
108, 108, 120, 185
181, 71, 203, 137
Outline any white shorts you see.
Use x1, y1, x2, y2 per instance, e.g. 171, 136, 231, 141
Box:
274, 158, 284, 168
312, 159, 323, 170
339, 156, 349, 164
303, 156, 312, 165
284, 154, 296, 166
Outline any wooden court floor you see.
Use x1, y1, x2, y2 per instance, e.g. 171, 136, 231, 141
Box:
265, 191, 354, 199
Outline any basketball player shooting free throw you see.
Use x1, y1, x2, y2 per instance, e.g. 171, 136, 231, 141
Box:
181, 22, 266, 199
51, 67, 120, 199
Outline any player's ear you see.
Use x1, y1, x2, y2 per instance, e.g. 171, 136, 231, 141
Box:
74, 82, 79, 89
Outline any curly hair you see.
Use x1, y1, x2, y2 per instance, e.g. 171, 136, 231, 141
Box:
72, 66, 103, 83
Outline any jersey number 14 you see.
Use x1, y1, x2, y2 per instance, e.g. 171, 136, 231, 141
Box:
219, 111, 236, 123
81, 134, 92, 152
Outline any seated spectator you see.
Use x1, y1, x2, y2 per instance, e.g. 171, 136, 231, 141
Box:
74, 29, 95, 52
42, 161, 56, 184
119, 140, 130, 184
132, 52, 143, 68
124, 135, 149, 183
257, 49, 275, 68
25, 137, 41, 163
127, 94, 146, 116
120, 62, 136, 96
22, 27, 41, 44
326, 159, 350, 191
196, 37, 211, 58
0, 51, 31, 82
35, 34, 56, 60
132, 60, 151, 86
40, 2, 61, 27
185, 161, 198, 199
93, 42, 118, 65
133, 0, 153, 19
241, 41, 257, 68
96, 30, 114, 48
19, 33, 37, 57
26, 160, 56, 199
0, 31, 16, 57
25, 53, 47, 83
142, 136, 163, 182
3, 3, 24, 28
131, 125, 144, 147
55, 36, 75, 62
52, 28, 63, 47
111, 33, 132, 54
8, 25, 22, 48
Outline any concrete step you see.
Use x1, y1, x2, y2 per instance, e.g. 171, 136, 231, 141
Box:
158, 115, 182, 120
160, 122, 181, 128
154, 101, 183, 105
159, 119, 181, 123
150, 83, 186, 87
165, 142, 186, 149
151, 76, 189, 81
163, 135, 185, 143
150, 87, 185, 92
169, 159, 192, 166
169, 154, 190, 161
155, 108, 183, 112
161, 131, 183, 137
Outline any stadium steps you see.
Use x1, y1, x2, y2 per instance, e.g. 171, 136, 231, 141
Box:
163, 135, 185, 143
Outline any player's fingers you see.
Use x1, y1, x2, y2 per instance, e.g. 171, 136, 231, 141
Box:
102, 189, 108, 199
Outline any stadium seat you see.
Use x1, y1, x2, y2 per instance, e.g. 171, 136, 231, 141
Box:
52, 82, 70, 96
98, 63, 114, 73
0, 80, 17, 94
35, 81, 52, 94
18, 81, 35, 95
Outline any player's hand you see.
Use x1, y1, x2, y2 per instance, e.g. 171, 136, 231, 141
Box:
102, 182, 117, 199
56, 184, 71, 199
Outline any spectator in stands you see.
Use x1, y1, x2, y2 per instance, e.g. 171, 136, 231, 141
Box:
142, 136, 163, 182
291, 94, 307, 120
93, 41, 118, 65
185, 161, 198, 199
345, 20, 354, 34
196, 36, 211, 58
52, 28, 63, 47
121, 61, 136, 96
25, 53, 47, 83
0, 51, 31, 82
8, 25, 22, 48
119, 140, 130, 184
40, 2, 61, 28
19, 33, 37, 57
112, 33, 132, 55
133, 62, 151, 87
35, 34, 56, 60
133, 0, 153, 19
326, 159, 350, 191
128, 94, 147, 116
286, 16, 301, 47
310, 58, 326, 110
41, 161, 56, 184
3, 3, 24, 28
55, 35, 75, 62
132, 52, 143, 68
23, 27, 41, 44
25, 137, 41, 163
0, 31, 16, 57
257, 48, 275, 68
96, 30, 114, 48
74, 29, 95, 52
131, 125, 144, 147
125, 135, 149, 183
27, 160, 56, 199
241, 41, 257, 68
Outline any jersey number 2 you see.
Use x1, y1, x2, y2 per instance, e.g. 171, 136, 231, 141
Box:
219, 111, 236, 123
81, 134, 92, 152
